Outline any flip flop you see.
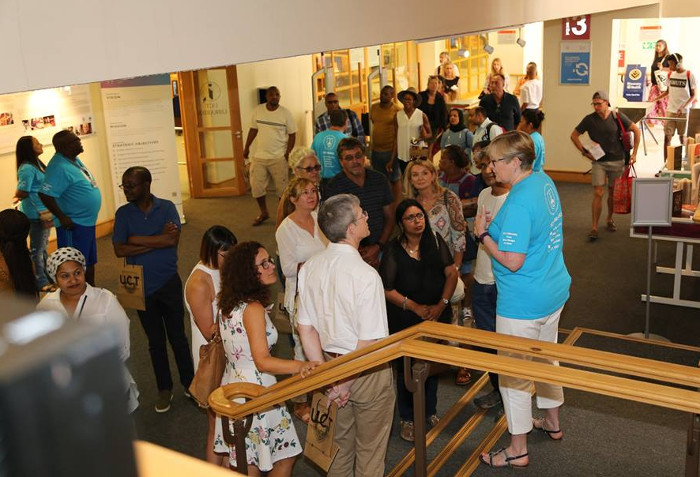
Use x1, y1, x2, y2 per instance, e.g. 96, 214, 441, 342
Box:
607, 220, 617, 232
588, 229, 598, 241
479, 447, 529, 468
455, 368, 472, 386
293, 402, 311, 424
532, 417, 563, 441
252, 215, 269, 226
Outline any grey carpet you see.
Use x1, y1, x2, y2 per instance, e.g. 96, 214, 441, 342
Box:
93, 182, 700, 475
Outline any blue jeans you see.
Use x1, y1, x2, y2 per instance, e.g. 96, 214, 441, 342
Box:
472, 281, 499, 391
394, 357, 438, 421
29, 220, 50, 288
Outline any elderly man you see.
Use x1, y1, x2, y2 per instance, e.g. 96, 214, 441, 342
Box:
570, 90, 640, 241
324, 137, 394, 268
39, 130, 102, 285
297, 193, 395, 477
315, 92, 365, 144
243, 86, 297, 226
479, 74, 521, 131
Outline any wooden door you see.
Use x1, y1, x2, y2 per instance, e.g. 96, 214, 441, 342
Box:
179, 66, 246, 197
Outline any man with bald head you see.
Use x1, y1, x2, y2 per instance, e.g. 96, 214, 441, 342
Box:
315, 92, 365, 144
112, 166, 194, 413
40, 130, 102, 285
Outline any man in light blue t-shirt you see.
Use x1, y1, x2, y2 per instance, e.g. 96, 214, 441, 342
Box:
312, 109, 348, 187
39, 130, 102, 285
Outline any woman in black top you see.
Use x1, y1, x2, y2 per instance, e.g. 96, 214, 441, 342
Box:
648, 39, 670, 124
419, 75, 448, 140
379, 198, 458, 442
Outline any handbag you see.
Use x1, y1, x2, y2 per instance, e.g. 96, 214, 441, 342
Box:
613, 165, 636, 215
443, 191, 477, 262
116, 259, 146, 310
188, 311, 226, 408
450, 277, 465, 304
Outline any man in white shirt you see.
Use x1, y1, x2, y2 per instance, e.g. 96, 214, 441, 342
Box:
470, 106, 504, 144
297, 193, 395, 477
243, 86, 297, 226
471, 153, 510, 410
520, 62, 543, 111
656, 53, 697, 157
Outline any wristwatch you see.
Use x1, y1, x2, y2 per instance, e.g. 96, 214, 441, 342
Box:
441, 298, 449, 306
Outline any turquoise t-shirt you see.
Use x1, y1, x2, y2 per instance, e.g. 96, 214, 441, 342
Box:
17, 163, 48, 220
488, 172, 570, 319
40, 153, 102, 226
311, 129, 347, 179
531, 131, 545, 172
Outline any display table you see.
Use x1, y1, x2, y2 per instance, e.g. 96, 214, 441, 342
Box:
631, 218, 700, 309
135, 440, 244, 476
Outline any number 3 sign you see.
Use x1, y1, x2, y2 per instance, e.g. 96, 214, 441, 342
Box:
562, 15, 591, 40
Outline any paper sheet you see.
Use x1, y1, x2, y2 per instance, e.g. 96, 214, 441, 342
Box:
579, 132, 605, 160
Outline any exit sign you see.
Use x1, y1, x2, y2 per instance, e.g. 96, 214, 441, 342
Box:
562, 15, 591, 40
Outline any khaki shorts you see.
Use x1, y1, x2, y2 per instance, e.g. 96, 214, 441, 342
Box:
591, 159, 624, 187
664, 111, 688, 137
249, 156, 289, 198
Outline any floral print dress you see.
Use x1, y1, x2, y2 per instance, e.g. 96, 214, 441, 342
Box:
213, 303, 301, 471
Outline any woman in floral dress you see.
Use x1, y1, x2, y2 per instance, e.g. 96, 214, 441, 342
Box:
213, 241, 318, 475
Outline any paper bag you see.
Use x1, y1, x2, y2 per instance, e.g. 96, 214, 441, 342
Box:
271, 292, 293, 335
304, 393, 339, 472
116, 260, 146, 310
409, 144, 429, 160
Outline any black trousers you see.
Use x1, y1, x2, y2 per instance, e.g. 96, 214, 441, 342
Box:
137, 273, 194, 391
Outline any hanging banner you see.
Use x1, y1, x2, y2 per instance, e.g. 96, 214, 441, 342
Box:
623, 65, 647, 102
100, 75, 184, 222
560, 41, 591, 85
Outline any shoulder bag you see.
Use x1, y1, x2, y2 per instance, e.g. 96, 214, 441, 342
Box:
188, 310, 226, 408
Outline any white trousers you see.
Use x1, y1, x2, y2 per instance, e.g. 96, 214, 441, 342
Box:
496, 306, 565, 435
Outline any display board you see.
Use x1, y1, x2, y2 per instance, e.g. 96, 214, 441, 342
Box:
631, 178, 673, 227
0, 85, 94, 154
100, 75, 184, 222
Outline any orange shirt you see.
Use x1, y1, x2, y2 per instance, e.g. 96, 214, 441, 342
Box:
370, 102, 402, 152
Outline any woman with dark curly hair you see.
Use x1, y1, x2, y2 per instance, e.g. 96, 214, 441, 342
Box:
213, 241, 319, 475
0, 208, 37, 299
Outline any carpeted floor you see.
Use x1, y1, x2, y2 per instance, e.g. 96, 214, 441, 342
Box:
93, 179, 700, 476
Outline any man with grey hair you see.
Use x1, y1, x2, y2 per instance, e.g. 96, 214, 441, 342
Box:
297, 194, 395, 477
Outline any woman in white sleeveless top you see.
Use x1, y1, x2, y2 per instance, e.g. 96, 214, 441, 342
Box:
397, 88, 431, 175
184, 225, 237, 465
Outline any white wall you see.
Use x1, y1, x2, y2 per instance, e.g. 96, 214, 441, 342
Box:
0, 0, 660, 95
542, 4, 661, 173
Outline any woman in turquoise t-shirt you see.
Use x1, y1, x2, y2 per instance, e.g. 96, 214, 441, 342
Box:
516, 109, 546, 172
14, 136, 54, 291
474, 131, 571, 469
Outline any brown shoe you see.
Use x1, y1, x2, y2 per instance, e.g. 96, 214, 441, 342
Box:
400, 420, 415, 442
455, 367, 472, 386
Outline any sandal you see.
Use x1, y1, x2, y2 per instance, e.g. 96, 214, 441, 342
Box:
479, 447, 529, 468
532, 417, 563, 441
455, 368, 472, 386
292, 402, 311, 424
588, 229, 598, 241
39, 284, 56, 293
607, 220, 617, 232
252, 215, 269, 226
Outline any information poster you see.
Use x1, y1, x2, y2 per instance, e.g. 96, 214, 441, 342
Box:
560, 41, 591, 85
100, 75, 184, 222
0, 85, 94, 154
623, 65, 647, 102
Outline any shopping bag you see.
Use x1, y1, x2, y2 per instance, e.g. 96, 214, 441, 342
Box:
304, 393, 340, 472
116, 260, 146, 310
613, 165, 636, 215
188, 327, 226, 408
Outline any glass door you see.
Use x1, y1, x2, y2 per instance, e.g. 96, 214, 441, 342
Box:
179, 65, 246, 197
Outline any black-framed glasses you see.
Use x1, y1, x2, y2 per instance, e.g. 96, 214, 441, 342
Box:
118, 182, 143, 190
255, 258, 275, 270
341, 152, 364, 162
402, 212, 425, 222
591, 101, 605, 107
296, 164, 322, 173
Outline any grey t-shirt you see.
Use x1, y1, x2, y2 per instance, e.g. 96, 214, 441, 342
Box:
575, 111, 632, 162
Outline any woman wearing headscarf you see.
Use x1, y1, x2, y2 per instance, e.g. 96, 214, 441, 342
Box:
440, 108, 474, 159
0, 208, 37, 299
37, 247, 139, 413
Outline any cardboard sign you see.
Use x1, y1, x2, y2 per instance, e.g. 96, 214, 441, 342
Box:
304, 393, 339, 472
116, 261, 146, 310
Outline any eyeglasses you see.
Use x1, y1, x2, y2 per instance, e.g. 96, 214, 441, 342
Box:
352, 210, 368, 223
255, 258, 275, 270
118, 182, 143, 190
341, 152, 364, 162
218, 250, 228, 258
299, 187, 318, 196
403, 212, 425, 222
296, 164, 322, 173
591, 101, 606, 107
489, 158, 507, 166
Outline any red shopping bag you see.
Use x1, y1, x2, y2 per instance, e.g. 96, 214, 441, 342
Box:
613, 165, 636, 214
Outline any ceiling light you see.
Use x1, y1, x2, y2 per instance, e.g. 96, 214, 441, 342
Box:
481, 35, 494, 54
457, 49, 470, 58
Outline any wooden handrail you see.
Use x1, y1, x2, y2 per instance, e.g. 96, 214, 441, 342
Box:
209, 322, 700, 419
